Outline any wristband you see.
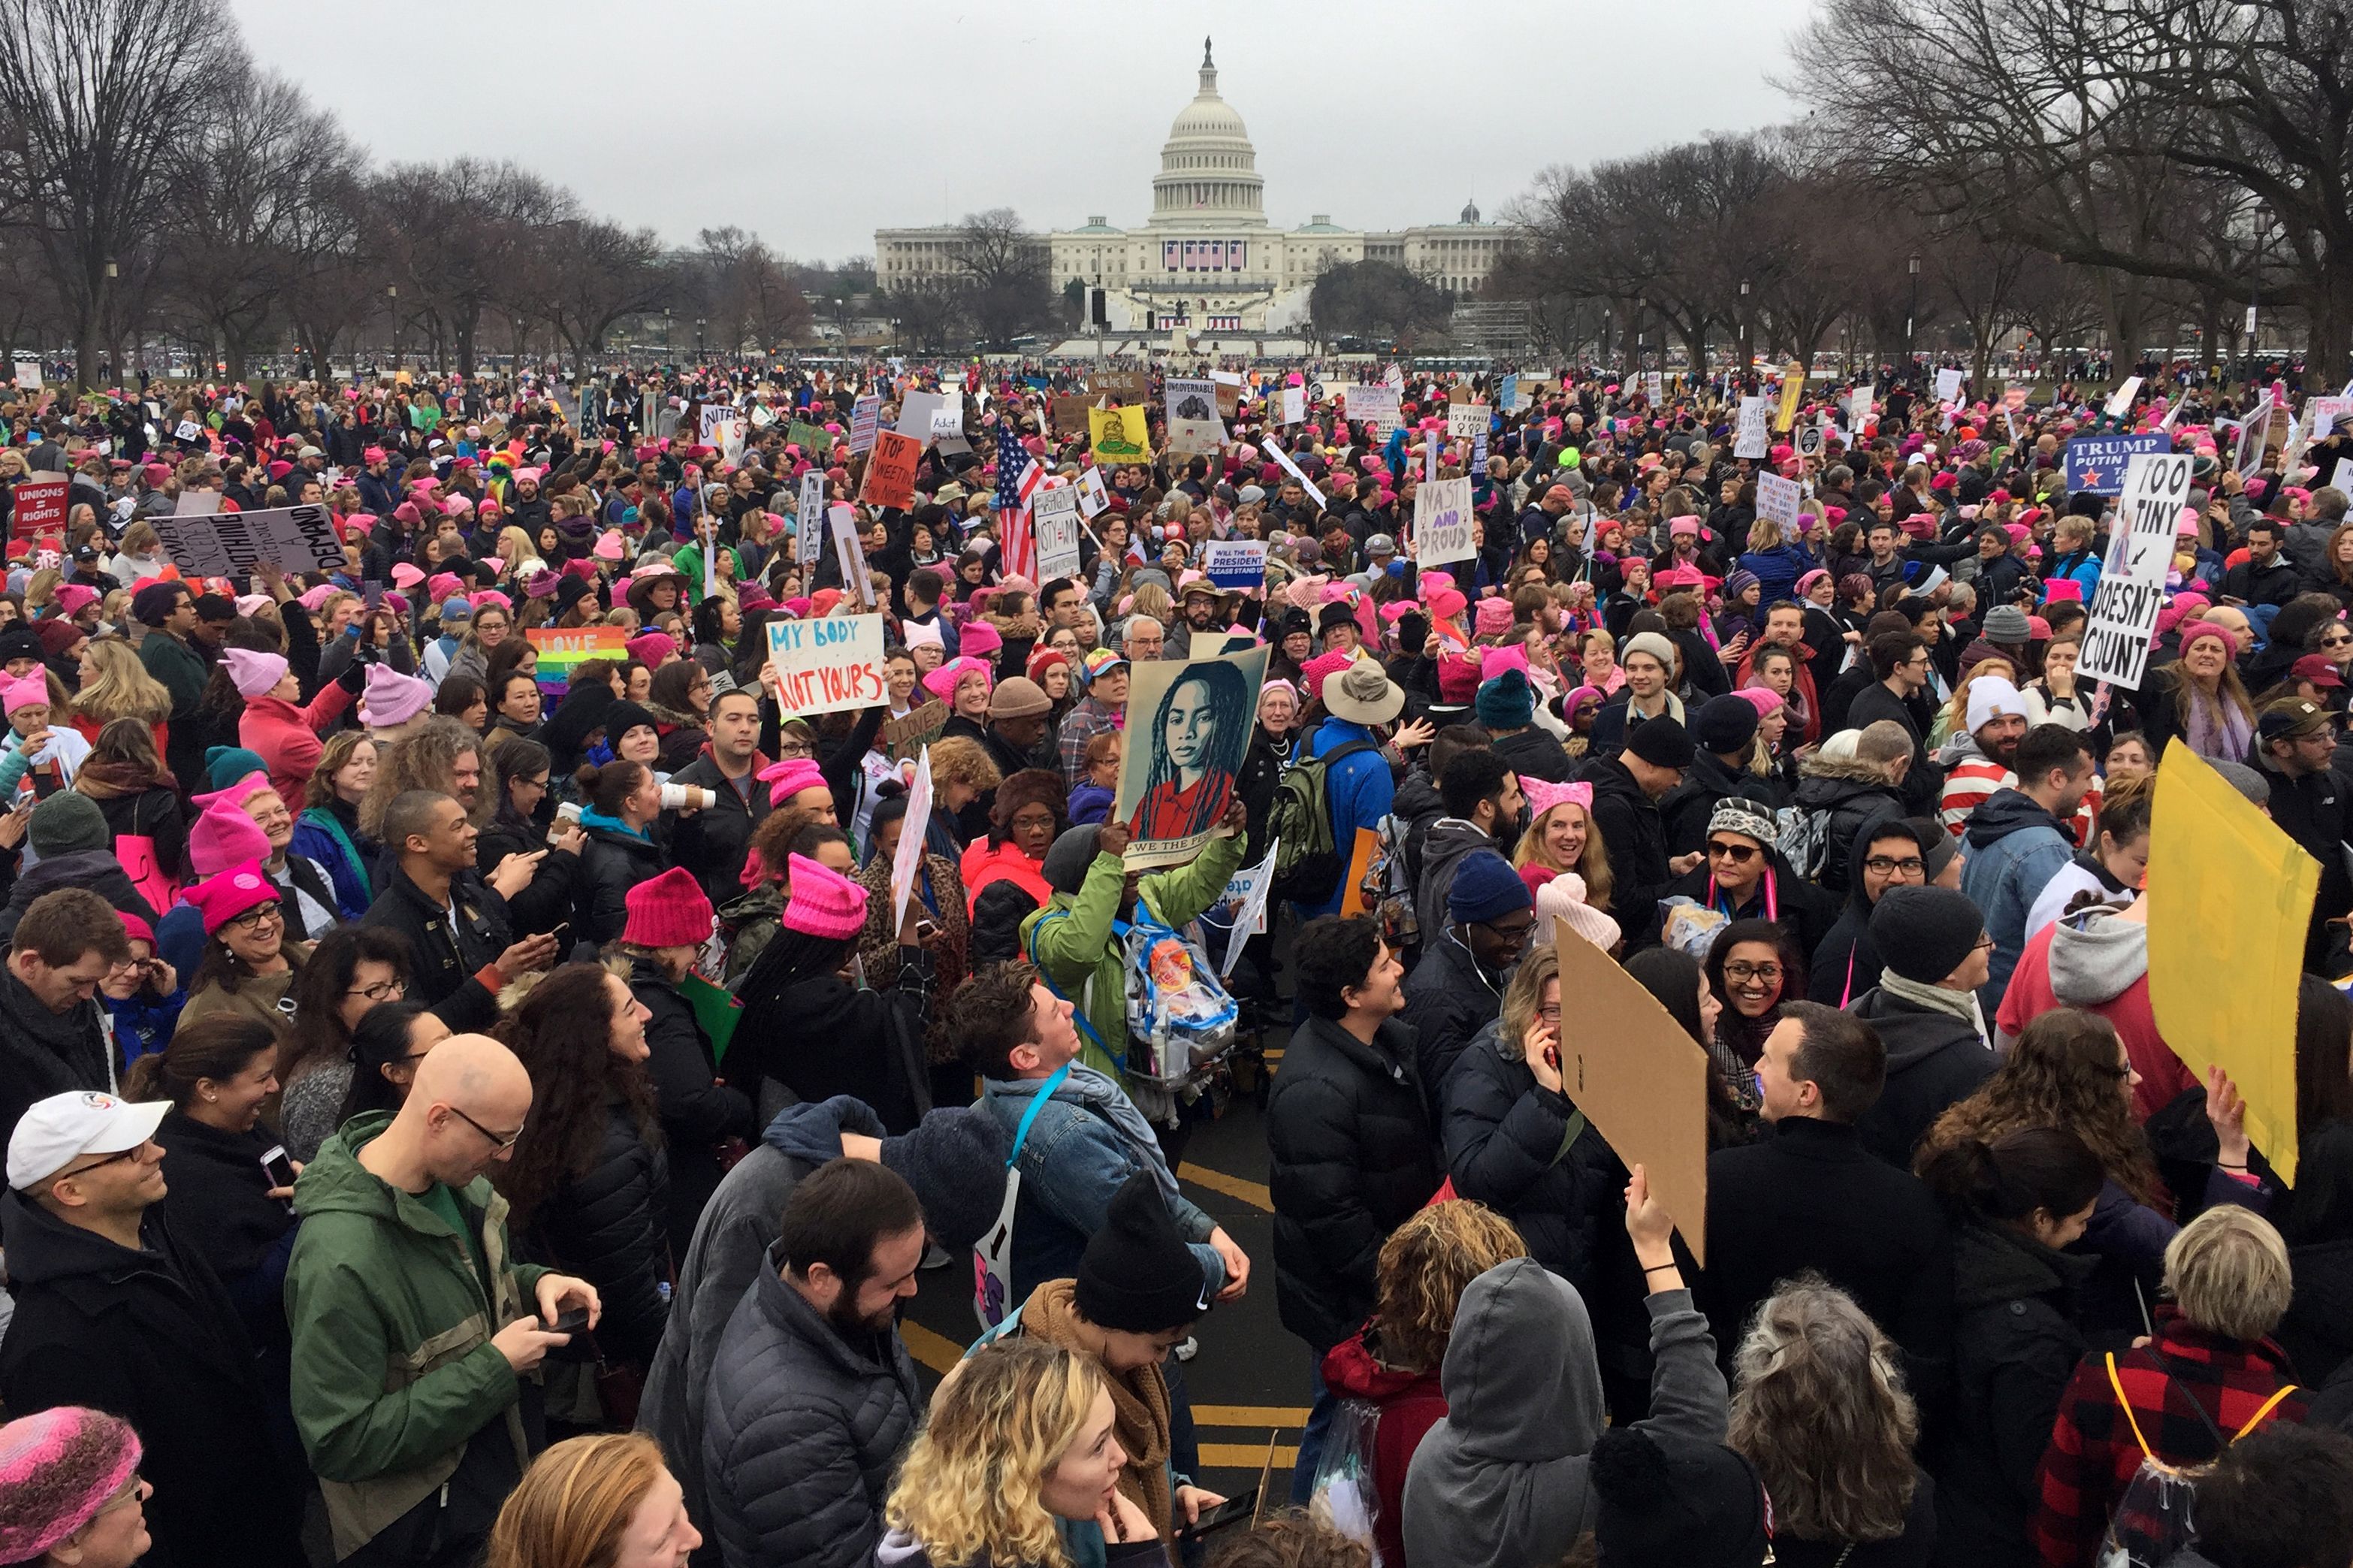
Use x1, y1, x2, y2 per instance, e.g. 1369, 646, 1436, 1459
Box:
1642, 1263, 1678, 1276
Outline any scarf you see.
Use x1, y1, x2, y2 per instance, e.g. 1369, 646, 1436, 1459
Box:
1876, 968, 1990, 1047
578, 807, 651, 842
74, 758, 171, 799
2183, 685, 2253, 763
1019, 1280, 1174, 1537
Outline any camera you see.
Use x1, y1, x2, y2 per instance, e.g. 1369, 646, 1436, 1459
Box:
658, 783, 718, 811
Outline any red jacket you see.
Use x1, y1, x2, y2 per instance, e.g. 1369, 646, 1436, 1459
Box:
1320, 1328, 1447, 1568
239, 682, 355, 806
958, 835, 1052, 917
2031, 1308, 2306, 1568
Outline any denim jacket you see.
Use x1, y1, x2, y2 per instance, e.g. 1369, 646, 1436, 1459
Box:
979, 1065, 1224, 1304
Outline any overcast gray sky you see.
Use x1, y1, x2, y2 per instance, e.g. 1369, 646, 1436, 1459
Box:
231, 0, 1812, 262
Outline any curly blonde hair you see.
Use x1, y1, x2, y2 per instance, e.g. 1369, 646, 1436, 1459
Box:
1728, 1279, 1919, 1542
1368, 1200, 1527, 1375
74, 638, 174, 727
929, 735, 1004, 794
887, 1338, 1105, 1568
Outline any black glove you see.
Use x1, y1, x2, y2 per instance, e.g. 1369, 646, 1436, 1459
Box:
338, 655, 369, 692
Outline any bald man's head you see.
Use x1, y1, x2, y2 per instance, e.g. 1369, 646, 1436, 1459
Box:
405, 1033, 533, 1187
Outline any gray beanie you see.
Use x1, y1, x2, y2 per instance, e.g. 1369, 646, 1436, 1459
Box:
1042, 823, 1108, 896
878, 1105, 1012, 1253
1981, 605, 2033, 642
29, 791, 108, 859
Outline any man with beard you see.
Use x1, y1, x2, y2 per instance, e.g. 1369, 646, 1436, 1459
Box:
1935, 675, 2030, 836
702, 1158, 927, 1568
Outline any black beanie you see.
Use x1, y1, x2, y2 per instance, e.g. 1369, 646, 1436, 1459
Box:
1074, 1171, 1209, 1333
1592, 1425, 1770, 1568
1626, 716, 1696, 769
1870, 884, 1986, 983
1693, 693, 1759, 754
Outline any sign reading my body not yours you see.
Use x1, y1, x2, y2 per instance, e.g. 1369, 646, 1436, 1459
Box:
766, 613, 888, 718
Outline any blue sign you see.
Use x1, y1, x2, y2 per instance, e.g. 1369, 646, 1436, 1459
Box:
2063, 433, 2167, 495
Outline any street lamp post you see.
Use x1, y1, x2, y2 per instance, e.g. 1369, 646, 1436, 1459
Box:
696, 317, 706, 359
387, 284, 399, 368
1738, 279, 1751, 387
1905, 254, 1920, 379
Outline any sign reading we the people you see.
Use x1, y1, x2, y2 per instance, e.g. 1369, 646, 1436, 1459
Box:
1110, 643, 1270, 869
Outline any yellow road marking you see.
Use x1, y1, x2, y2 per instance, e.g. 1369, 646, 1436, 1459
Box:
1193, 1404, 1312, 1426
1200, 1443, 1299, 1469
901, 1320, 966, 1374
1178, 1161, 1273, 1212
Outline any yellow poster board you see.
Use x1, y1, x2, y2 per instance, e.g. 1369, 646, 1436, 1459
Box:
1088, 403, 1152, 464
2146, 741, 2317, 1182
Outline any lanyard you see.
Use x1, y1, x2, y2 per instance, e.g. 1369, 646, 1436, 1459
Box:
1006, 1063, 1074, 1168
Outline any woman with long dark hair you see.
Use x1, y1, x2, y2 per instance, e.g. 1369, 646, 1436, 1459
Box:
277, 925, 413, 1162
1702, 917, 1805, 1124
72, 717, 186, 890
494, 962, 671, 1385
334, 1001, 449, 1129
1129, 660, 1251, 842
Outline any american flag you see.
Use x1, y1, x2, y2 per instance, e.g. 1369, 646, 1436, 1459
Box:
995, 415, 1044, 582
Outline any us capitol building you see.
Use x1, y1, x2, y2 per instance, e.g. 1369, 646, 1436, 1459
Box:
873, 41, 1508, 336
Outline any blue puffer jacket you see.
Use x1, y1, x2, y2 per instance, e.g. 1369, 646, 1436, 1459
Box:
1959, 788, 2078, 1014
1736, 542, 1817, 622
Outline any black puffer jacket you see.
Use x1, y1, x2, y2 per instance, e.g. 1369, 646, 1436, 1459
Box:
1846, 987, 1996, 1170
0, 848, 159, 947
0, 965, 112, 1148
1660, 748, 1784, 859
1266, 1014, 1440, 1353
1932, 1222, 2090, 1568
629, 956, 756, 1258
1439, 1018, 1615, 1295
702, 1245, 921, 1568
1399, 931, 1503, 1110
1790, 760, 1908, 896
575, 821, 668, 948
1578, 755, 1672, 947
518, 1098, 670, 1369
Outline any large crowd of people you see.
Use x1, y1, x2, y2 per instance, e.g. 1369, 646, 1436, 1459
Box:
0, 355, 2348, 1568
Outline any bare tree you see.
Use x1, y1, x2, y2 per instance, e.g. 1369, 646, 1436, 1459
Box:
0, 0, 243, 385
954, 209, 1053, 350
539, 219, 669, 362
371, 159, 567, 374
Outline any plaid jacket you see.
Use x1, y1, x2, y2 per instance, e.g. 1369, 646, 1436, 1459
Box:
2031, 1307, 2308, 1567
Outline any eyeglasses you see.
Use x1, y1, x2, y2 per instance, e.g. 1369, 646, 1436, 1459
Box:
56, 1143, 149, 1183
1723, 962, 1783, 984
347, 977, 406, 1004
228, 902, 284, 929
1863, 855, 1926, 876
446, 1104, 524, 1152
1706, 840, 1759, 864
1477, 918, 1536, 947
775, 740, 815, 759
2322, 635, 2353, 649
94, 1475, 150, 1517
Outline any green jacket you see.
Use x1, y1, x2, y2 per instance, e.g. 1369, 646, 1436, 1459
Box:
284, 1112, 549, 1559
137, 627, 207, 719
674, 539, 745, 602
1018, 831, 1245, 1114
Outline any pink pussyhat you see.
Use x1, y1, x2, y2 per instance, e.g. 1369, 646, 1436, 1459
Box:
759, 757, 827, 809
778, 852, 868, 941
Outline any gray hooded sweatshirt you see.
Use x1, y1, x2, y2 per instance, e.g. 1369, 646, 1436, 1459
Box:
1401, 1258, 1727, 1568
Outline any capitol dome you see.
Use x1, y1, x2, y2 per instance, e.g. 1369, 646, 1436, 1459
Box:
1152, 39, 1266, 229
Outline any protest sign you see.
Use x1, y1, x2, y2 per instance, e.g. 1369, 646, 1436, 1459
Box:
847, 394, 881, 454
11, 360, 38, 391
9, 476, 66, 540
2103, 376, 2144, 419
1755, 473, 1803, 531
1110, 642, 1270, 869
2335, 458, 2353, 495
1164, 377, 1225, 455
698, 403, 742, 446
1447, 403, 1488, 441
2148, 740, 2317, 1183
1077, 464, 1111, 518
1796, 425, 1824, 459
1210, 370, 1243, 418
2004, 385, 2028, 415
1848, 382, 1874, 431
1032, 483, 1083, 581
1263, 437, 1326, 509
796, 473, 826, 565
174, 419, 201, 443
1201, 539, 1267, 590
524, 627, 627, 693
859, 429, 920, 509
1550, 926, 1711, 1264
1279, 385, 1305, 425
2308, 396, 2353, 445
1088, 404, 1152, 463
1210, 838, 1279, 977
1776, 362, 1807, 431
766, 612, 887, 718
1413, 476, 1476, 569
883, 699, 948, 761
2076, 452, 2194, 690
1345, 384, 1400, 437
1500, 373, 1521, 412
1734, 396, 1770, 458
2062, 432, 2167, 496
929, 399, 964, 440
1049, 394, 1097, 437
786, 419, 830, 458
1933, 367, 1964, 404
829, 502, 874, 608
1089, 369, 1147, 405
896, 390, 943, 440
1645, 370, 1665, 404
156, 500, 345, 578
890, 746, 935, 934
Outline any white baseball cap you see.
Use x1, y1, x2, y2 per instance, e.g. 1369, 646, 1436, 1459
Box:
7, 1091, 168, 1192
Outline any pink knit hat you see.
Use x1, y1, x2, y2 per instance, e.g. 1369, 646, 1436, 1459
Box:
1473, 597, 1515, 636
360, 665, 434, 728
626, 633, 675, 668
0, 1406, 142, 1563
780, 852, 868, 941
1300, 648, 1355, 703
923, 656, 992, 705
186, 860, 279, 935
222, 646, 288, 699
0, 671, 48, 717
1733, 686, 1787, 717
760, 757, 827, 808
623, 866, 714, 948
187, 799, 273, 876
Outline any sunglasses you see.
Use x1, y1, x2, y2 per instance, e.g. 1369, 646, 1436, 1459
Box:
1706, 840, 1760, 864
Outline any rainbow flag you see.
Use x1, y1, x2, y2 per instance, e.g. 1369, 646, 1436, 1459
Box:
526, 627, 627, 694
